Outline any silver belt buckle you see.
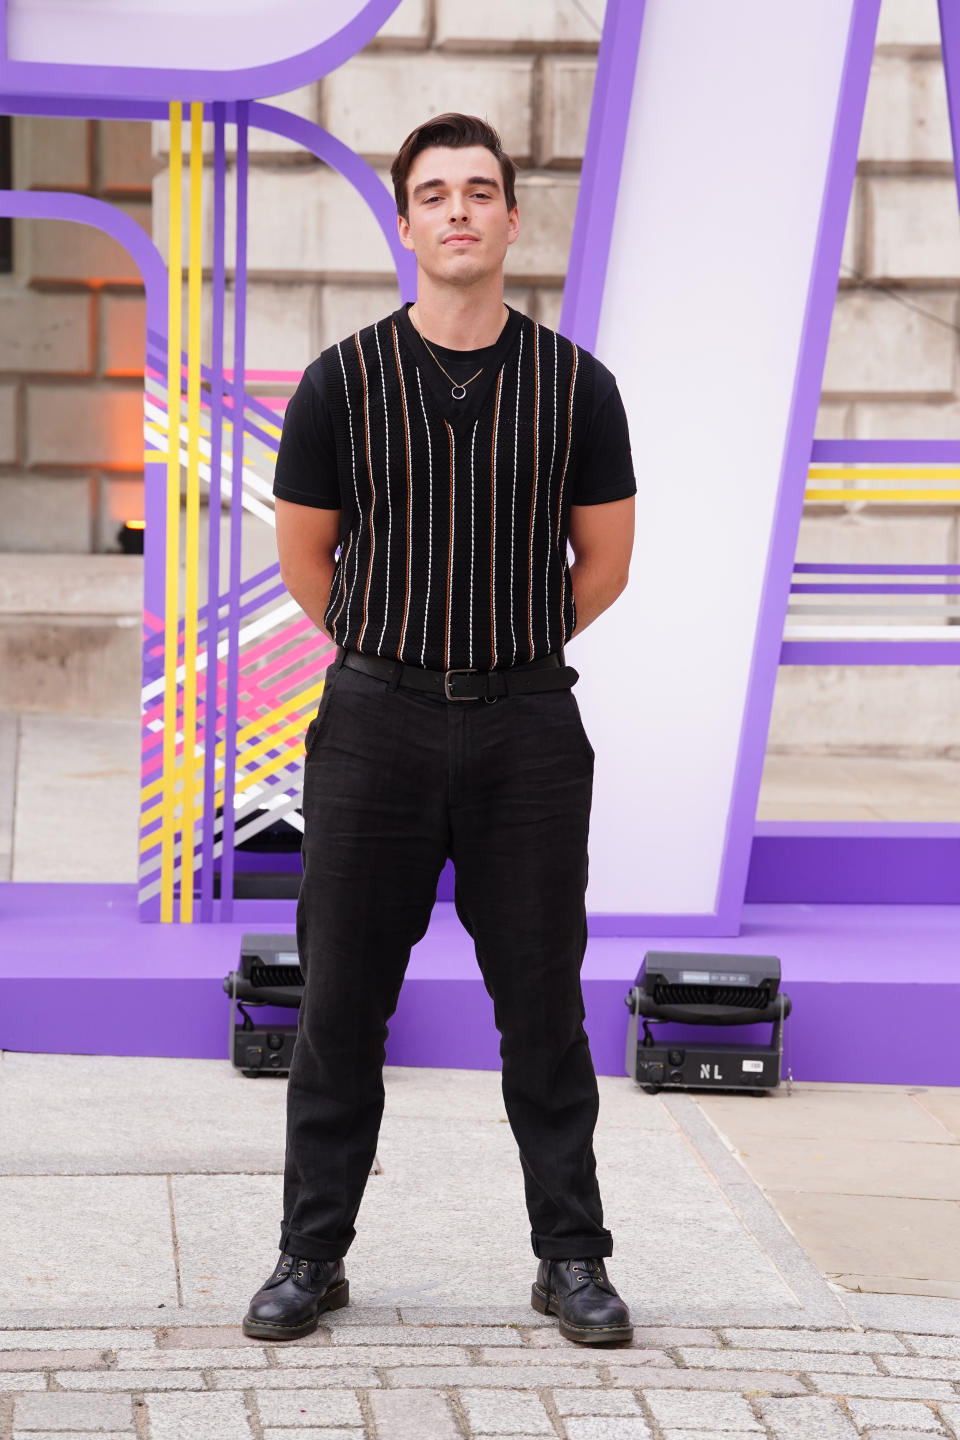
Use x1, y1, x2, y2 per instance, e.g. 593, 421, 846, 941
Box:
444, 666, 480, 701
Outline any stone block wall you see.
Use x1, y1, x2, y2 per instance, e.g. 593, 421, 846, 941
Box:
3, 0, 960, 761
1, 116, 154, 552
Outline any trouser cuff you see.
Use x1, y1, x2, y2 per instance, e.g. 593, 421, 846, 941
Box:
279, 1228, 347, 1262
531, 1231, 613, 1260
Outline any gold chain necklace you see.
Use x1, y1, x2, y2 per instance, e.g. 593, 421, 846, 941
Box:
409, 307, 483, 401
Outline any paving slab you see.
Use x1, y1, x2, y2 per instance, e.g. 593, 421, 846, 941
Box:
0, 1175, 177, 1308
12, 715, 139, 883
762, 1192, 960, 1289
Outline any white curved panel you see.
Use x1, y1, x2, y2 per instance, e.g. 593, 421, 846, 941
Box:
578, 0, 856, 915
7, 0, 365, 70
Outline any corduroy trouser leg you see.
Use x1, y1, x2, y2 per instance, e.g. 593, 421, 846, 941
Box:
279, 645, 613, 1262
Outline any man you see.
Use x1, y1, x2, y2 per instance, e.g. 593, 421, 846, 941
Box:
243, 113, 637, 1346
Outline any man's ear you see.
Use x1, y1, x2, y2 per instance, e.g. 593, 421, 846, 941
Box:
397, 214, 416, 253
506, 204, 520, 246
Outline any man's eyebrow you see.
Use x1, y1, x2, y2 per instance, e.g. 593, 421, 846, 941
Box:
411, 174, 502, 198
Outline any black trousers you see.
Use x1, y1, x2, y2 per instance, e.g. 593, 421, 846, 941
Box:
280, 644, 613, 1262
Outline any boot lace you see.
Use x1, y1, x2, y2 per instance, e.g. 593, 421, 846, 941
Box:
570, 1258, 610, 1289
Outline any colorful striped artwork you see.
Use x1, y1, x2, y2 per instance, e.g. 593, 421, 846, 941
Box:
136, 102, 369, 922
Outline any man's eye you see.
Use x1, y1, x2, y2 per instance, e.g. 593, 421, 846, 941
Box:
473, 192, 491, 200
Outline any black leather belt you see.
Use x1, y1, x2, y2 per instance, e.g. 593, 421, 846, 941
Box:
340, 648, 579, 702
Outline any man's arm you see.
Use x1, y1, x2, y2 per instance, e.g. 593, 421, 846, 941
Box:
275, 498, 341, 642
567, 496, 634, 640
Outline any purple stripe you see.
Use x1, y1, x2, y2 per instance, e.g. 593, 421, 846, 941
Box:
220, 103, 248, 921
200, 105, 227, 922
795, 562, 960, 574
560, 0, 648, 348
792, 582, 960, 594
146, 340, 285, 430
715, 0, 883, 932
141, 564, 282, 658
146, 345, 282, 449
0, 0, 405, 104
811, 439, 960, 462
781, 640, 960, 664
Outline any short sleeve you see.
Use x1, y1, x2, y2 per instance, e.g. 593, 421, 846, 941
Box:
272, 362, 341, 509
569, 363, 637, 506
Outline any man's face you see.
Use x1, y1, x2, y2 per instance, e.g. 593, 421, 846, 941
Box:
397, 144, 519, 286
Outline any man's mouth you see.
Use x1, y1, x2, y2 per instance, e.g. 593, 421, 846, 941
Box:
443, 235, 479, 245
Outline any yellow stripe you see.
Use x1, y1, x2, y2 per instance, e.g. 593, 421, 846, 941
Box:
806, 489, 960, 503
139, 678, 325, 819
178, 101, 204, 924
809, 467, 960, 480
139, 721, 308, 854
158, 102, 183, 924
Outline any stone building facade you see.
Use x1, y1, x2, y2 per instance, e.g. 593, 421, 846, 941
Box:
2, 0, 958, 759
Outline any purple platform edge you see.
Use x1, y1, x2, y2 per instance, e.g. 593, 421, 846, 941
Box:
3, 880, 958, 1086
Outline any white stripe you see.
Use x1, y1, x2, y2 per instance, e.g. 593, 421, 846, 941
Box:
545, 328, 558, 653
330, 531, 353, 631
490, 375, 501, 668
446, 425, 456, 668
374, 321, 392, 655
394, 325, 414, 662
140, 599, 300, 705
415, 367, 434, 667
355, 330, 376, 652
557, 342, 579, 641
509, 327, 524, 664
469, 420, 477, 667
336, 340, 363, 645
528, 321, 540, 660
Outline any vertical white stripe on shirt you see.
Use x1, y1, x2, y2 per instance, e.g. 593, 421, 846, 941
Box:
527, 321, 541, 661
336, 340, 363, 644
353, 331, 376, 653
373, 321, 392, 655
509, 327, 523, 665
392, 324, 414, 662
444, 421, 456, 671
557, 340, 580, 641
489, 372, 502, 669
413, 367, 434, 668
545, 328, 558, 654
469, 418, 477, 668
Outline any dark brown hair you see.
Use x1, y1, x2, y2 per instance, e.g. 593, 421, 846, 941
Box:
390, 113, 518, 222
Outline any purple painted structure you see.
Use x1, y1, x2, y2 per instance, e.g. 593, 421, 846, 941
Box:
1, 0, 957, 1077
2, 882, 958, 1086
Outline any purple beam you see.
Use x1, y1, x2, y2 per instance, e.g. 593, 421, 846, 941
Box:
220, 102, 249, 923
714, 0, 883, 933
559, 0, 647, 348
781, 640, 960, 664
200, 104, 227, 923
0, 0, 403, 103
939, 0, 960, 222
795, 562, 960, 573
246, 101, 415, 302
812, 439, 960, 461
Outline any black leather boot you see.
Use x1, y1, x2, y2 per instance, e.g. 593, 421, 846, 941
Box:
531, 1258, 633, 1345
242, 1252, 349, 1341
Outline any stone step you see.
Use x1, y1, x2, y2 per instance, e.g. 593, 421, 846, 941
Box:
0, 554, 142, 718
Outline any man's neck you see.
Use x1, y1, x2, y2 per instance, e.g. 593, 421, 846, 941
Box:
411, 275, 509, 352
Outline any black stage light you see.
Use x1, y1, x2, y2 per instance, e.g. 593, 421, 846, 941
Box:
223, 933, 302, 1075
117, 520, 145, 554
625, 950, 792, 1095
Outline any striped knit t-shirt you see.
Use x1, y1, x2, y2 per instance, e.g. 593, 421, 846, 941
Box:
273, 304, 636, 672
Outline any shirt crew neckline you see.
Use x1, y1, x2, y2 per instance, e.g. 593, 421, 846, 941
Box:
394, 301, 525, 428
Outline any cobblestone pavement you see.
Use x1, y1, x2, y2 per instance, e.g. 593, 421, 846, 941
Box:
2, 1309, 960, 1440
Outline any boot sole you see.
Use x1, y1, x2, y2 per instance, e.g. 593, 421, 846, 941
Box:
530, 1281, 634, 1346
242, 1278, 349, 1341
